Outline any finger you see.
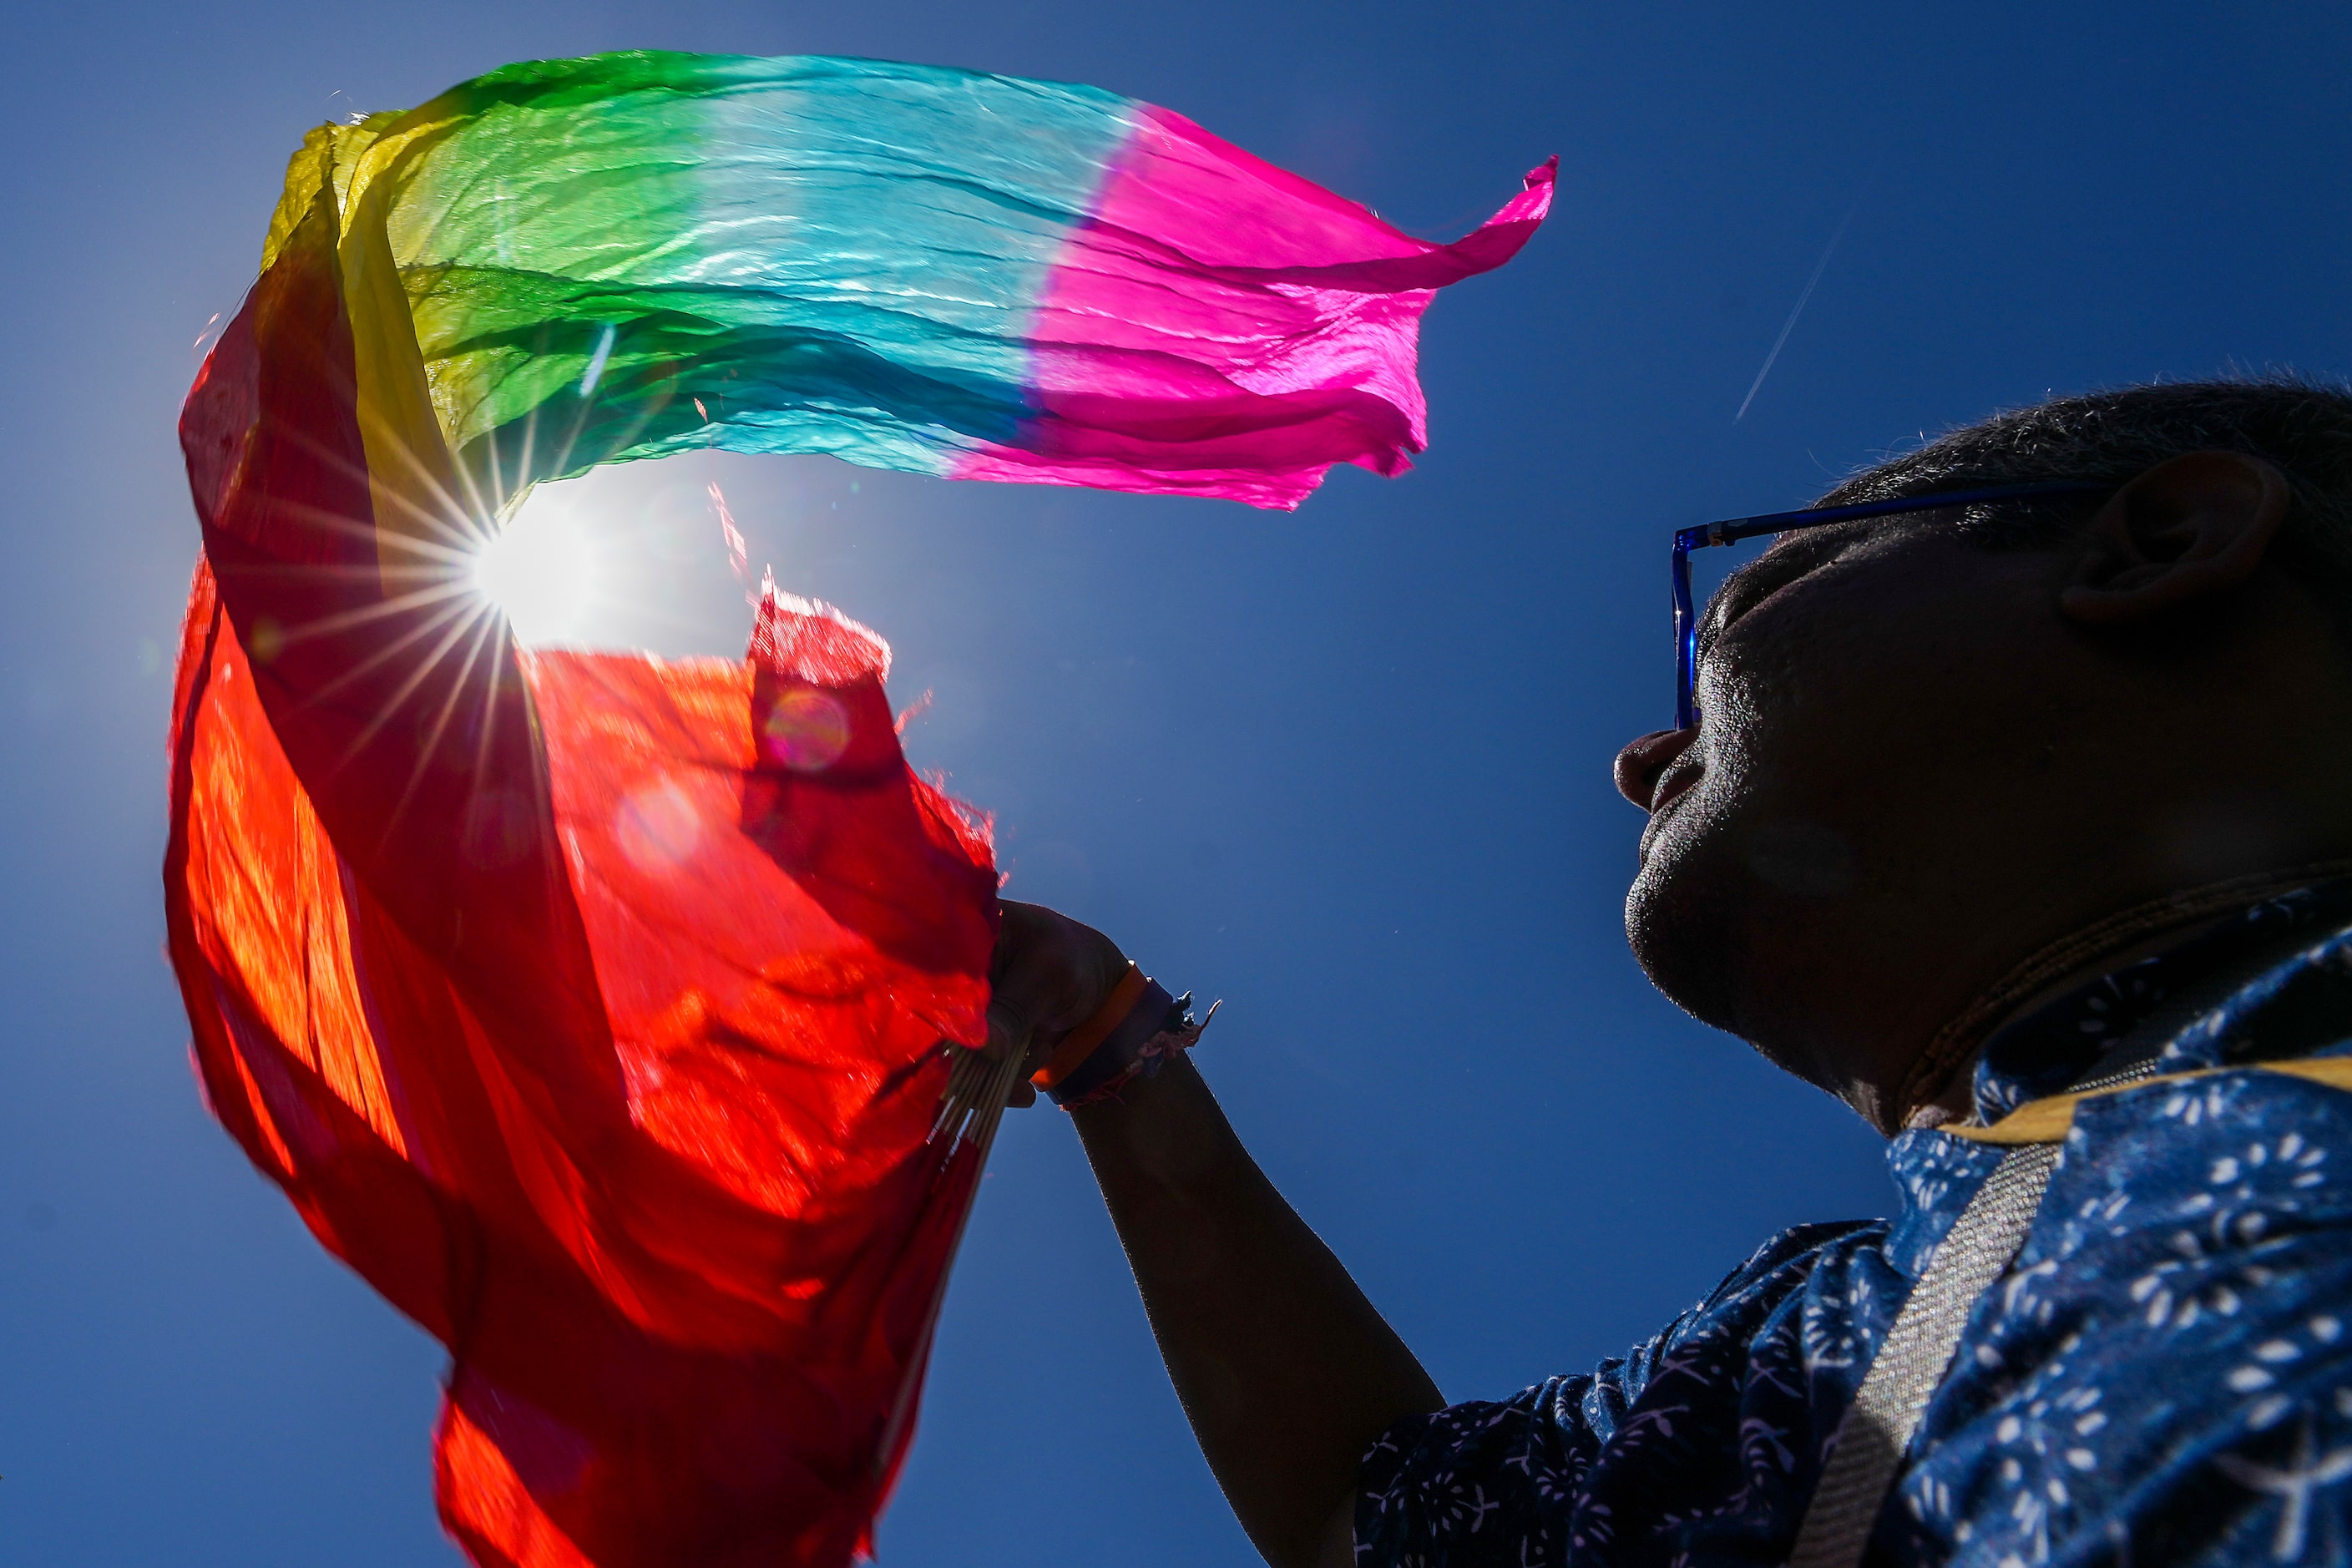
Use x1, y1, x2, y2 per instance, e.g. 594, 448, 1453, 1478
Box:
984, 996, 1034, 1064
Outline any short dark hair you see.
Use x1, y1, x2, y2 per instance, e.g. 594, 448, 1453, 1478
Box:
1820, 376, 2352, 623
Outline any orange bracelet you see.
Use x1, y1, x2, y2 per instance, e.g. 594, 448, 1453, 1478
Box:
1029, 963, 1147, 1090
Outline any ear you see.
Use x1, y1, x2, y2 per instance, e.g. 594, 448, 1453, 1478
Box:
2059, 450, 2292, 626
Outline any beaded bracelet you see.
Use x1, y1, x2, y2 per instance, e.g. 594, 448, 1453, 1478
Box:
1029, 961, 1216, 1110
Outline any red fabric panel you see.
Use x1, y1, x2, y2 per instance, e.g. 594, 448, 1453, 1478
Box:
165, 169, 999, 1568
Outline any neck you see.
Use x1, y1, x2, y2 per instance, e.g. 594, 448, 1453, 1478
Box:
1891, 856, 2352, 1130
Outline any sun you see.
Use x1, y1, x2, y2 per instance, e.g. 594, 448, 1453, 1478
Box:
471, 498, 603, 645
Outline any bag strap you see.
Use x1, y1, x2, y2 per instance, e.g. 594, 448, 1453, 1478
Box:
1786, 1141, 2059, 1568
1788, 1055, 2166, 1568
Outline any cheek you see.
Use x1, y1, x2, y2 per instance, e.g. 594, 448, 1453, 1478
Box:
1714, 577, 1908, 727
1703, 554, 2066, 830
1688, 609, 1864, 817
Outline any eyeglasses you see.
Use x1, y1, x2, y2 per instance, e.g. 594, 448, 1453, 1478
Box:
1671, 481, 2112, 731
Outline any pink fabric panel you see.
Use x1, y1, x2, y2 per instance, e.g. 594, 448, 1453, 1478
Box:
953, 109, 1555, 509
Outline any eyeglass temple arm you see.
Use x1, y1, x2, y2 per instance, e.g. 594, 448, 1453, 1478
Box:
1708, 480, 2112, 545
1672, 482, 2108, 728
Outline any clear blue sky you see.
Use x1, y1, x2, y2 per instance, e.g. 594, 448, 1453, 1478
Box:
6, 3, 2352, 1563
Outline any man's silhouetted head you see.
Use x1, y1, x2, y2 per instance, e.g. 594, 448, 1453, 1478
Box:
1616, 378, 2352, 1130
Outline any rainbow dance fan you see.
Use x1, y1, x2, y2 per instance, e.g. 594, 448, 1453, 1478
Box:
164, 50, 1549, 1568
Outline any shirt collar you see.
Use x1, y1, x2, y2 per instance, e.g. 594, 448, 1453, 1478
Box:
1972, 879, 2352, 1123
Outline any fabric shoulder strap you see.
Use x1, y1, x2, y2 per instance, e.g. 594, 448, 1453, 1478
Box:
1785, 1138, 2060, 1568
1788, 1053, 2167, 1568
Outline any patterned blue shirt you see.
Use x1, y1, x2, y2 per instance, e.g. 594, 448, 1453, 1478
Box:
1358, 885, 2352, 1566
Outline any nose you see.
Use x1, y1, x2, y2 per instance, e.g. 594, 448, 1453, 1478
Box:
1615, 726, 1697, 809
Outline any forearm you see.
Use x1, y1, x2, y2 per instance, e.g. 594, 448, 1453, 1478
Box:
1074, 1054, 1444, 1568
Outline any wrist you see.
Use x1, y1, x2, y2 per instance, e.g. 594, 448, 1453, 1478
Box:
1031, 962, 1215, 1110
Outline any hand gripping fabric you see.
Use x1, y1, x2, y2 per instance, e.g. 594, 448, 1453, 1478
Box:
165, 52, 1549, 1565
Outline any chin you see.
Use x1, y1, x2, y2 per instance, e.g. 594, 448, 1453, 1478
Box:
1625, 808, 1748, 1034
1628, 793, 1886, 1102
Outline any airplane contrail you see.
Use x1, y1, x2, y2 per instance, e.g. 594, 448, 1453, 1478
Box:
1735, 175, 1877, 422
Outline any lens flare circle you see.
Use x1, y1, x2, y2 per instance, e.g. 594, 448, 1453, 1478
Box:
763, 688, 852, 772
616, 780, 704, 871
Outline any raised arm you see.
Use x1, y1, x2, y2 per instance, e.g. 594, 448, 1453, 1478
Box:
989, 903, 1445, 1568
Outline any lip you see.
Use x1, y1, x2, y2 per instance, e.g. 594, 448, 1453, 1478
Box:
1650, 760, 1701, 816
1636, 761, 1703, 861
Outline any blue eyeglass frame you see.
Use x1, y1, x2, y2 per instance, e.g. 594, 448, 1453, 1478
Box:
1672, 481, 2113, 731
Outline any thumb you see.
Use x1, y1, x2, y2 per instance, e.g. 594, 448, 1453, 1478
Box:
982, 996, 1050, 1109
984, 994, 1039, 1065
985, 986, 1075, 1078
